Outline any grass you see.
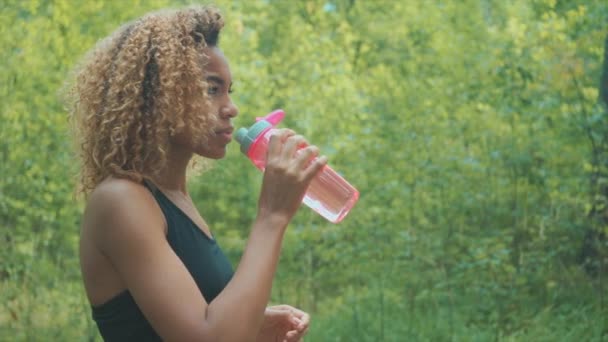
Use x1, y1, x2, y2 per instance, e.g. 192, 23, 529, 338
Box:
1, 262, 605, 341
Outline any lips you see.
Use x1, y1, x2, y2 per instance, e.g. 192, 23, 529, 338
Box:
215, 127, 234, 140
215, 127, 234, 134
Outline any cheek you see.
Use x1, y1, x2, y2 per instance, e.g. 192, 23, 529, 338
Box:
170, 130, 191, 147
170, 125, 205, 151
192, 131, 222, 154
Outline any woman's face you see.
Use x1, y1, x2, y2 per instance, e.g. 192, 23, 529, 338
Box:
175, 46, 238, 159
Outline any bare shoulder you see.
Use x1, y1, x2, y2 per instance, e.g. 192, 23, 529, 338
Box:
88, 177, 152, 204
83, 178, 166, 251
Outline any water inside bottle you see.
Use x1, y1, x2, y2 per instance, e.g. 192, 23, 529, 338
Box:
303, 167, 359, 223
245, 129, 359, 223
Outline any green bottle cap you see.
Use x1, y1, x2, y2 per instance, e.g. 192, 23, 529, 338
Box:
235, 120, 272, 154
236, 110, 285, 154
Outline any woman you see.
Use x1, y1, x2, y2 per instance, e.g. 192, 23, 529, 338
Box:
67, 5, 326, 341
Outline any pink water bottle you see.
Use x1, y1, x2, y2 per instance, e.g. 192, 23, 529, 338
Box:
235, 109, 359, 223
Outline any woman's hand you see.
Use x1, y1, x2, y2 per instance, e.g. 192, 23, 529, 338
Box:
256, 305, 310, 342
257, 129, 327, 225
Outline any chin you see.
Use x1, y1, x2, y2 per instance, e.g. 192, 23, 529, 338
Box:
196, 149, 226, 160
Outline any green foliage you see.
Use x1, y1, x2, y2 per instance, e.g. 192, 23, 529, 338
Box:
1, 0, 607, 340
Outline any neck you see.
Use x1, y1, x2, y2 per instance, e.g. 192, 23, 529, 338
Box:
152, 144, 193, 195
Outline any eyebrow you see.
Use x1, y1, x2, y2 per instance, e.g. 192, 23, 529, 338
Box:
206, 74, 232, 88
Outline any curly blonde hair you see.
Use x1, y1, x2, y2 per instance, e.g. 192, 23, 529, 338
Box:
65, 5, 224, 195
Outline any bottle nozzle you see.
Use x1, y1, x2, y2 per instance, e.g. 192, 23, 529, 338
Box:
256, 109, 285, 125
237, 109, 285, 155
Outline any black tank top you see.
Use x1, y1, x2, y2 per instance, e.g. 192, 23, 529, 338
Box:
91, 182, 234, 341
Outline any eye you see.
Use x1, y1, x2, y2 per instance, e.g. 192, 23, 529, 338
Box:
228, 86, 234, 94
208, 85, 219, 95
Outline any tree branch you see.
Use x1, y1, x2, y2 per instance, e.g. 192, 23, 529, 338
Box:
600, 34, 608, 107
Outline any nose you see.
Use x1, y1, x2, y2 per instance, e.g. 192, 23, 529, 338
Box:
220, 99, 238, 119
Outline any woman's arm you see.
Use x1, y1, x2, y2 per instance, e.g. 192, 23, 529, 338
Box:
206, 129, 326, 340
84, 130, 326, 342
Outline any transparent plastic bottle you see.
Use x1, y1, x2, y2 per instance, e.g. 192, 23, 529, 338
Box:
235, 109, 359, 223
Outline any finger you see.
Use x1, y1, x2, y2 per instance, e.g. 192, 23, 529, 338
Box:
286, 326, 308, 342
287, 314, 304, 331
266, 305, 296, 318
281, 135, 308, 160
269, 304, 309, 328
294, 145, 319, 169
303, 155, 328, 181
289, 314, 303, 330
295, 312, 310, 331
281, 306, 309, 322
289, 328, 308, 342
264, 306, 284, 319
267, 129, 295, 159
269, 304, 292, 311
281, 307, 310, 331
285, 330, 301, 342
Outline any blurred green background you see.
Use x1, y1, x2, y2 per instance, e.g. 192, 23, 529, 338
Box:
1, 0, 607, 340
